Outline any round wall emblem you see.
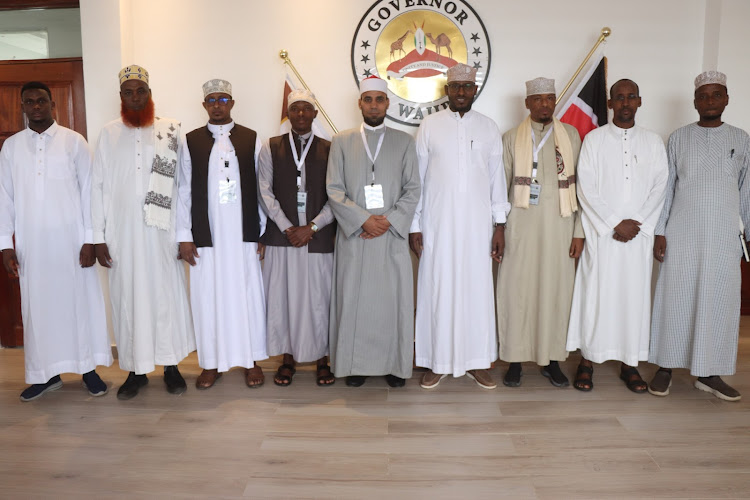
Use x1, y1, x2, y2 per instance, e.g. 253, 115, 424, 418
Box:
351, 0, 491, 126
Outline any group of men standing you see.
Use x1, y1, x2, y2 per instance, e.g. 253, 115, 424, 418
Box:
1, 63, 747, 403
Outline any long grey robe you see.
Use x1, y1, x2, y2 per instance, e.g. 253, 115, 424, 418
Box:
649, 123, 750, 377
326, 125, 420, 378
497, 120, 583, 365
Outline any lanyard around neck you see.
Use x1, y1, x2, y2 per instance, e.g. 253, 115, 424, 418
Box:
360, 123, 385, 184
531, 124, 553, 178
290, 131, 314, 190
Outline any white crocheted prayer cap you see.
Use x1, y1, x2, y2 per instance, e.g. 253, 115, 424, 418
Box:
694, 70, 727, 89
287, 88, 316, 109
202, 79, 232, 98
359, 76, 388, 95
526, 77, 556, 96
447, 63, 477, 83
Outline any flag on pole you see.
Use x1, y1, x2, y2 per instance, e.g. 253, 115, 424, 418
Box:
556, 49, 608, 141
280, 72, 332, 140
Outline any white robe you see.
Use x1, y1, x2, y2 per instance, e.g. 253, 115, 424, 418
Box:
176, 122, 267, 371
566, 124, 668, 365
92, 118, 195, 374
411, 109, 509, 376
0, 122, 112, 383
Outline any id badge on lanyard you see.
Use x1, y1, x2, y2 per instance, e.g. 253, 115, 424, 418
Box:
290, 131, 314, 212
530, 125, 553, 206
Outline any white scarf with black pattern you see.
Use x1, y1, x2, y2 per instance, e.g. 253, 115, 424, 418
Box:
143, 117, 180, 230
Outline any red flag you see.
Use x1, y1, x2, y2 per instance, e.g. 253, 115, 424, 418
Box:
557, 52, 608, 141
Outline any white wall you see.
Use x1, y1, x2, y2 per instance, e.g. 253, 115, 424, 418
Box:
80, 0, 750, 146
0, 7, 82, 59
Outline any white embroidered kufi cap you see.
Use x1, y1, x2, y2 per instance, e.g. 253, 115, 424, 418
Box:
119, 65, 149, 85
447, 63, 477, 83
287, 89, 316, 109
202, 79, 232, 98
694, 70, 727, 89
525, 77, 556, 96
359, 76, 388, 95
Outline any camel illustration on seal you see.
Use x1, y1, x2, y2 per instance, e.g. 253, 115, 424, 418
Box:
426, 32, 452, 60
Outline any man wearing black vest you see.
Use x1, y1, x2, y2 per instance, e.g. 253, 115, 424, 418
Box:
259, 89, 336, 386
176, 79, 268, 389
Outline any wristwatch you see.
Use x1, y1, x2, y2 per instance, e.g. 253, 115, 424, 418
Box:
310, 222, 319, 233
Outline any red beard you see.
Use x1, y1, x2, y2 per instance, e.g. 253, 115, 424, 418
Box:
121, 98, 155, 128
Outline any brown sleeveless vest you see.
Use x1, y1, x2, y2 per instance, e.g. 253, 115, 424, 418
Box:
259, 133, 335, 253
185, 124, 260, 248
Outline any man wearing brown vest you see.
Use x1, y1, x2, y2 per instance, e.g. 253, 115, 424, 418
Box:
176, 79, 268, 389
259, 89, 336, 386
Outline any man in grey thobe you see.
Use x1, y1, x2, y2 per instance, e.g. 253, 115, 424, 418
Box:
326, 76, 420, 388
649, 71, 750, 402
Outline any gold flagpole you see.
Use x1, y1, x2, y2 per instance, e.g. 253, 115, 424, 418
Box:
279, 49, 339, 135
556, 27, 611, 106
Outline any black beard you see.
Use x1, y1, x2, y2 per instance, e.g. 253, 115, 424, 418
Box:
364, 115, 385, 127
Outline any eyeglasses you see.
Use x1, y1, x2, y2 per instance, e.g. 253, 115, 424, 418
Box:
205, 97, 232, 105
447, 83, 476, 92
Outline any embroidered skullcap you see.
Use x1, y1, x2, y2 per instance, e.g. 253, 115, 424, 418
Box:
525, 77, 555, 96
359, 76, 388, 95
203, 79, 232, 98
287, 88, 316, 110
119, 65, 149, 86
694, 70, 727, 89
446, 63, 477, 83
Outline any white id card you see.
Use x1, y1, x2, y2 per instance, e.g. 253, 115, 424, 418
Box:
219, 179, 237, 204
529, 182, 541, 206
364, 184, 385, 210
297, 191, 307, 212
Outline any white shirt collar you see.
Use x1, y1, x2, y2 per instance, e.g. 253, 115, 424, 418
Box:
30, 120, 58, 138
207, 121, 235, 134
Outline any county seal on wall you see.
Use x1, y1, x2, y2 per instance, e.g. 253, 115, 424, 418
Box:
351, 0, 491, 126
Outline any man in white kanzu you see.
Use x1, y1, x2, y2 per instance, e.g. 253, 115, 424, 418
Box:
410, 63, 509, 390
648, 71, 750, 402
326, 76, 420, 388
92, 65, 195, 400
259, 89, 336, 387
1, 81, 111, 402
566, 79, 668, 393
177, 79, 267, 389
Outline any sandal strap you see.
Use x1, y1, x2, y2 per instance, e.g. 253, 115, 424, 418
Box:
278, 363, 296, 374
576, 364, 594, 375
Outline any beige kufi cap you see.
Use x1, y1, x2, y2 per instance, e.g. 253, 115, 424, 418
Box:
359, 76, 388, 95
119, 65, 149, 85
287, 88, 316, 109
203, 79, 232, 98
694, 70, 727, 89
525, 77, 555, 96
446, 63, 477, 83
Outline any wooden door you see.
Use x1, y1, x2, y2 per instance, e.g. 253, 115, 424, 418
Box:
0, 57, 87, 346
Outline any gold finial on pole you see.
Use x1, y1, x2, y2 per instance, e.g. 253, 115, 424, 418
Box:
279, 49, 339, 135
556, 27, 612, 105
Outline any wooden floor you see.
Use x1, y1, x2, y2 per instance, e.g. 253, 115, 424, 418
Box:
1, 324, 749, 499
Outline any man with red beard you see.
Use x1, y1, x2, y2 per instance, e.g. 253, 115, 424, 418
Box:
92, 65, 195, 400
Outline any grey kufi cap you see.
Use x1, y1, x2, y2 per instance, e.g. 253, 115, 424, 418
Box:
287, 88, 316, 109
525, 77, 555, 96
694, 70, 727, 89
203, 79, 232, 98
446, 63, 477, 83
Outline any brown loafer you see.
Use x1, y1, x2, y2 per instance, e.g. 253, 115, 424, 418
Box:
420, 371, 447, 389
466, 369, 497, 389
245, 366, 265, 388
196, 369, 222, 390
